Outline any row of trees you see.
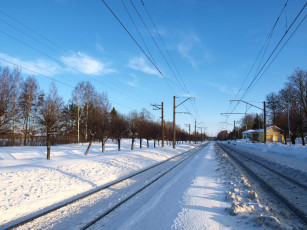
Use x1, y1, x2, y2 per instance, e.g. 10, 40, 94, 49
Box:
266, 68, 307, 145
0, 65, 204, 158
217, 68, 307, 145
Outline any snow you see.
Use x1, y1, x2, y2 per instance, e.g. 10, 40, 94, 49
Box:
92, 142, 239, 230
0, 139, 195, 227
224, 140, 307, 173
0, 139, 306, 229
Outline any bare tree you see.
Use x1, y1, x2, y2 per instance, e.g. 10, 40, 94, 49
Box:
72, 81, 94, 143
85, 92, 111, 155
18, 76, 40, 145
11, 68, 21, 144
288, 69, 307, 120
39, 83, 63, 160
137, 109, 151, 148
0, 66, 14, 132
128, 111, 138, 150
110, 114, 128, 151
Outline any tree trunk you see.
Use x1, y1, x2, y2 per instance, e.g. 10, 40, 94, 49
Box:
140, 138, 142, 149
102, 140, 106, 153
301, 135, 305, 146
85, 132, 94, 155
131, 137, 134, 150
46, 133, 51, 160
299, 127, 305, 146
147, 139, 149, 148
118, 138, 121, 151
291, 135, 296, 144
85, 138, 93, 155
24, 119, 28, 146
154, 139, 156, 148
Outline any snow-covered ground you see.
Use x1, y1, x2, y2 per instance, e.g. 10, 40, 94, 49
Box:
224, 140, 307, 173
0, 139, 195, 227
1, 139, 306, 229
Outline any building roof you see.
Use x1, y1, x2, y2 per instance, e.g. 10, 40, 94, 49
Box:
242, 125, 282, 134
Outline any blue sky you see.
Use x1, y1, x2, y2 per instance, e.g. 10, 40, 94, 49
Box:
1, 0, 306, 136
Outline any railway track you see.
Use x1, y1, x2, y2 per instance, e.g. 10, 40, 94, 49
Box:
216, 142, 307, 225
3, 143, 207, 230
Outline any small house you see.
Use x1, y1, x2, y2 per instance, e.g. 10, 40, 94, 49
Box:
242, 125, 284, 143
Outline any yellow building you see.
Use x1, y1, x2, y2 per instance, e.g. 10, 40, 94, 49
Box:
242, 126, 284, 143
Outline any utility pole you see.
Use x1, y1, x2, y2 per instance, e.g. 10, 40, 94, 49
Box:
288, 103, 291, 145
234, 120, 236, 141
195, 119, 197, 144
162, 102, 164, 147
173, 96, 176, 149
77, 92, 80, 143
197, 127, 203, 142
173, 96, 191, 149
151, 102, 164, 147
185, 124, 191, 144
264, 101, 266, 143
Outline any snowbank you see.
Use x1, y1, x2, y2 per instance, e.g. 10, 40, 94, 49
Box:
222, 140, 307, 162
0, 139, 196, 226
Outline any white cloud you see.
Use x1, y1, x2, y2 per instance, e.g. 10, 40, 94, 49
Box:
127, 56, 160, 76
207, 82, 239, 95
178, 33, 213, 67
0, 52, 61, 76
0, 52, 116, 78
61, 52, 115, 75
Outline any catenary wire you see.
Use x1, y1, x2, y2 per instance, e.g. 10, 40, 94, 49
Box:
129, 0, 187, 93
240, 2, 306, 100
0, 11, 154, 106
0, 54, 135, 111
0, 29, 151, 106
140, 0, 199, 117
99, 0, 194, 117
228, 1, 288, 115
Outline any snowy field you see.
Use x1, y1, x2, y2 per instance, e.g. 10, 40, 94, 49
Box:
1, 139, 306, 229
0, 139, 196, 227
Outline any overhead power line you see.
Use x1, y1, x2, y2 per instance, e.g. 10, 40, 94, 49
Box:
248, 13, 307, 94
229, 1, 289, 115
141, 0, 198, 116
99, 0, 194, 117
120, 0, 157, 68
240, 2, 306, 100
0, 9, 153, 106
129, 0, 187, 93
0, 53, 135, 111
226, 2, 306, 119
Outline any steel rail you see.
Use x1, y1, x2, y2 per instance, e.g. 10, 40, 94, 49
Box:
216, 142, 307, 225
220, 143, 307, 190
81, 142, 208, 229
3, 144, 206, 230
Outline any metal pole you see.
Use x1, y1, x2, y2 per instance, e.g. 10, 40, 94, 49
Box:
162, 102, 164, 147
173, 96, 176, 149
264, 101, 266, 143
288, 104, 291, 145
195, 119, 197, 144
189, 124, 191, 144
234, 120, 236, 141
